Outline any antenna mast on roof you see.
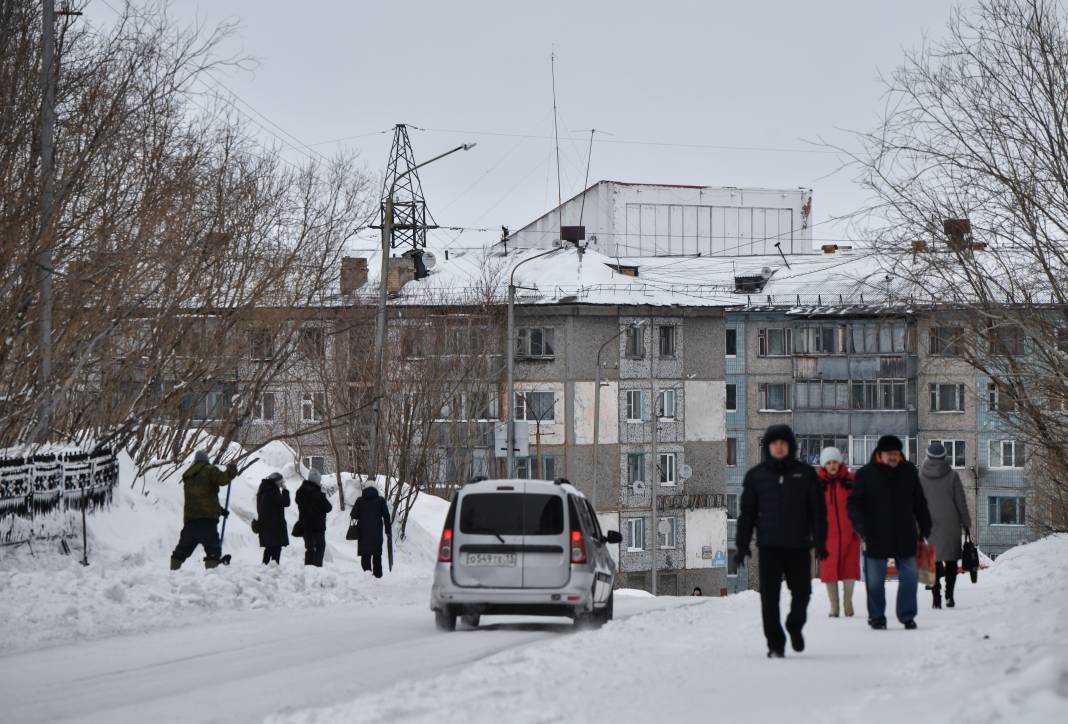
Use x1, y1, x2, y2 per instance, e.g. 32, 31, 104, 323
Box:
374, 124, 438, 252
551, 51, 563, 214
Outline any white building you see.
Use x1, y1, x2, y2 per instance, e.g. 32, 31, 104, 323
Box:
509, 180, 814, 257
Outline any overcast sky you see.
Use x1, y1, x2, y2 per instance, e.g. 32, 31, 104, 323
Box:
87, 1, 972, 251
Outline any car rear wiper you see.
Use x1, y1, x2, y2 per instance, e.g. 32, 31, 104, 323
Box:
467, 527, 506, 544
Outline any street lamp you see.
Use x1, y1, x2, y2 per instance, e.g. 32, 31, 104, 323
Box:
366, 142, 476, 480
592, 321, 644, 510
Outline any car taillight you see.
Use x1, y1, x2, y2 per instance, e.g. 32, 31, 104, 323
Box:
438, 528, 453, 563
570, 529, 587, 564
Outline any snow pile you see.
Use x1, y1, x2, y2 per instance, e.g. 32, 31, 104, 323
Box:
271, 535, 1068, 724
0, 441, 449, 654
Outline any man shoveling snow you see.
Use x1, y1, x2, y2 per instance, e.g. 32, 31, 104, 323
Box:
169, 450, 238, 570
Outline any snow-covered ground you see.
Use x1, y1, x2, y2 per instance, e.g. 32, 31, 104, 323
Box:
1, 446, 1065, 724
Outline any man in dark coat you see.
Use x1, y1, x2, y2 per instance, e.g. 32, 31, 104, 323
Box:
256, 472, 290, 565
170, 450, 238, 570
295, 469, 332, 567
351, 484, 392, 578
734, 424, 828, 658
847, 434, 933, 630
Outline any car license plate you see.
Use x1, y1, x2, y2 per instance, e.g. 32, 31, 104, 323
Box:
464, 552, 517, 567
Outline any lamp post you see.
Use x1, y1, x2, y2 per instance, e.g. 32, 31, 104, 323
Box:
648, 312, 659, 596
505, 247, 564, 478
592, 321, 644, 510
366, 142, 476, 481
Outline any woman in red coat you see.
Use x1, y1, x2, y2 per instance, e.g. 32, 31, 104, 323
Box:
818, 447, 861, 617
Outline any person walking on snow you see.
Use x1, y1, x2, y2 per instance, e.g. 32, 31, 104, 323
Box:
817, 447, 861, 618
351, 484, 392, 578
256, 472, 290, 565
735, 424, 828, 658
295, 469, 332, 567
847, 435, 932, 630
918, 441, 971, 609
170, 450, 238, 570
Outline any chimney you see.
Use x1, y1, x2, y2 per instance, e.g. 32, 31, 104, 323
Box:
911, 239, 927, 253
386, 256, 416, 294
821, 244, 838, 254
943, 219, 972, 250
340, 257, 368, 295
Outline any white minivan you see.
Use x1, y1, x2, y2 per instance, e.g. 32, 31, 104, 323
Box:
430, 478, 622, 631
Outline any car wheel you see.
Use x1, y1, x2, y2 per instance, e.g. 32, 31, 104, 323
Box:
461, 613, 481, 629
601, 592, 614, 623
434, 609, 457, 632
574, 608, 605, 630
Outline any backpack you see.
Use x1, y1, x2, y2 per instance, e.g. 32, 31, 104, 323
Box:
962, 533, 980, 583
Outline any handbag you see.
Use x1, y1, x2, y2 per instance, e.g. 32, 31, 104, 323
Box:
916, 540, 936, 587
962, 533, 980, 583
346, 519, 360, 541
292, 520, 304, 538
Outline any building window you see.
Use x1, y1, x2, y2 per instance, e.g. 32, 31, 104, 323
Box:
302, 456, 325, 474
929, 383, 966, 413
516, 327, 556, 359
851, 379, 908, 410
929, 439, 966, 468
849, 321, 914, 354
793, 324, 847, 355
626, 518, 646, 552
625, 390, 644, 422
989, 439, 1025, 469
627, 452, 646, 485
515, 455, 556, 480
987, 383, 1018, 413
850, 435, 917, 465
758, 327, 792, 357
725, 328, 738, 357
249, 328, 274, 361
758, 382, 791, 411
299, 327, 326, 360
929, 326, 964, 356
726, 493, 738, 519
514, 391, 555, 422
657, 389, 676, 419
658, 325, 677, 358
301, 392, 325, 422
659, 516, 678, 549
182, 383, 235, 422
796, 435, 849, 466
796, 379, 849, 410
988, 496, 1026, 526
625, 326, 644, 358
726, 437, 737, 467
989, 327, 1024, 357
658, 452, 677, 486
726, 384, 737, 412
728, 547, 740, 576
253, 392, 276, 422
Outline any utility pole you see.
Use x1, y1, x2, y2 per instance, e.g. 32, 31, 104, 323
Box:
648, 312, 658, 596
33, 0, 57, 445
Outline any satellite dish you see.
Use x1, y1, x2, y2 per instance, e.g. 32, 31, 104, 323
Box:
680, 464, 693, 481
422, 251, 437, 270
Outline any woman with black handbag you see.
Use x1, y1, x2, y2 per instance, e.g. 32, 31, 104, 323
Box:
256, 472, 290, 565
919, 442, 971, 608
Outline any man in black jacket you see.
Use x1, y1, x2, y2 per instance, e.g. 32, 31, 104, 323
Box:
847, 434, 933, 630
735, 424, 828, 658
295, 469, 333, 567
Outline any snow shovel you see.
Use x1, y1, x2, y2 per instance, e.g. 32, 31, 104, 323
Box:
387, 532, 394, 572
219, 457, 259, 554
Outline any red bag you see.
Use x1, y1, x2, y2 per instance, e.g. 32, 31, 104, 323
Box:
916, 540, 937, 586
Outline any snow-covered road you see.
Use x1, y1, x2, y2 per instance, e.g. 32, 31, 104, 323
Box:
0, 588, 685, 724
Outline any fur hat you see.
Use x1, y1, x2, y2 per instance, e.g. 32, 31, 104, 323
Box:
819, 447, 844, 467
927, 441, 947, 460
307, 469, 322, 484
875, 435, 904, 454
194, 450, 209, 464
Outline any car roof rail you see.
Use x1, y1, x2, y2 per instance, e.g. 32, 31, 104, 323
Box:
465, 475, 489, 486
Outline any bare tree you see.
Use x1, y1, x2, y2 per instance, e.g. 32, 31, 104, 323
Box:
850, 0, 1068, 533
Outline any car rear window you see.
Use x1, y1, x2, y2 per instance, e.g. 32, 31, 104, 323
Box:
459, 493, 564, 536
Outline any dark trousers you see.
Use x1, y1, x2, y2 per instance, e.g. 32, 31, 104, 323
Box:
935, 560, 958, 599
262, 546, 282, 565
171, 519, 222, 563
758, 547, 812, 651
361, 553, 383, 578
303, 531, 326, 567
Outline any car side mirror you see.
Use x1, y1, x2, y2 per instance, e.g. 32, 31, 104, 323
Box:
604, 530, 623, 544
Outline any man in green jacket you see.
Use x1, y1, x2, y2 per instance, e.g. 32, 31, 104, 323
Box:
170, 451, 238, 570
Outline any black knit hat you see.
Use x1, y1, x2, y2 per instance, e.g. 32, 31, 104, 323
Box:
762, 424, 797, 457
874, 435, 904, 454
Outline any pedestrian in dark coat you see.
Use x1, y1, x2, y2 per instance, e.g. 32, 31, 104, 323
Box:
256, 472, 290, 565
919, 442, 971, 609
847, 435, 932, 630
351, 484, 392, 578
295, 469, 332, 567
170, 450, 238, 570
817, 446, 861, 618
734, 424, 828, 658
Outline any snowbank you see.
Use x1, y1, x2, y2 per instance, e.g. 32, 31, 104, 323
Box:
0, 441, 449, 653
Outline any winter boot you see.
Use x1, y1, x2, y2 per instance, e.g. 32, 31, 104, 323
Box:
826, 582, 840, 617
932, 584, 942, 609
904, 620, 918, 630
945, 566, 957, 608
204, 556, 221, 570
767, 647, 785, 659
788, 627, 805, 653
843, 580, 855, 617
169, 557, 182, 571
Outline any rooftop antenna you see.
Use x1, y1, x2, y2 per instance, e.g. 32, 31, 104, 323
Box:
551, 50, 563, 220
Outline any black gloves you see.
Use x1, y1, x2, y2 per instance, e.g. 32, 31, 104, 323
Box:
732, 550, 749, 568
220, 509, 230, 518
816, 545, 830, 561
